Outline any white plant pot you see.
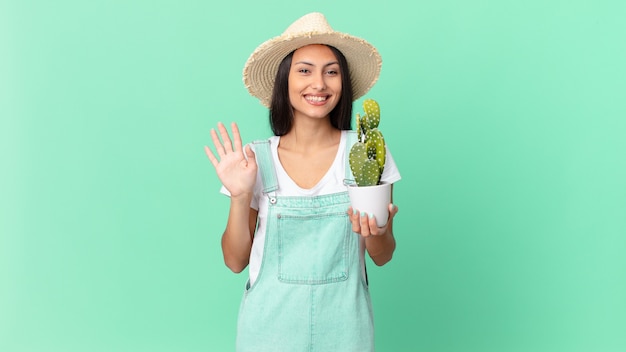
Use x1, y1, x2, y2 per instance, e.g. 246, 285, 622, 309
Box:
347, 182, 392, 227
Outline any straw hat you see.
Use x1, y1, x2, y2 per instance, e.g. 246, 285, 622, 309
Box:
243, 12, 382, 107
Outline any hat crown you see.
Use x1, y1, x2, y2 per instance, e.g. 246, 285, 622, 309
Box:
283, 12, 334, 36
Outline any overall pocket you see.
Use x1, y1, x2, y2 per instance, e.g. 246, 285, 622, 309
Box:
277, 212, 350, 284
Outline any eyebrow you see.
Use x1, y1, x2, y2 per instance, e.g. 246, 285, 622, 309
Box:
294, 60, 339, 67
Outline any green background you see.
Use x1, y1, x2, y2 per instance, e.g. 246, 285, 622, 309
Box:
2, 0, 625, 351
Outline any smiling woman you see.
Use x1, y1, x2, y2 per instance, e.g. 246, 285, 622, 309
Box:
204, 12, 401, 352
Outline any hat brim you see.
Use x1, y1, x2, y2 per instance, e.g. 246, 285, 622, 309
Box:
243, 32, 382, 108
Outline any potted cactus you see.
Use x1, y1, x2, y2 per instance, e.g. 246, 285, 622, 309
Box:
347, 98, 392, 227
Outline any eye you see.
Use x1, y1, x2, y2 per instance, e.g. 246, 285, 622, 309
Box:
298, 68, 311, 74
326, 67, 340, 76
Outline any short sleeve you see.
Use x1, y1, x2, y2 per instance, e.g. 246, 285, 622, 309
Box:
380, 145, 402, 185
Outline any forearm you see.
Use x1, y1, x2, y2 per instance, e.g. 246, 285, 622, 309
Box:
221, 193, 255, 273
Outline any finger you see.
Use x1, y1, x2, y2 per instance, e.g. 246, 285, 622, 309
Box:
231, 122, 243, 153
368, 216, 380, 236
359, 213, 371, 237
204, 145, 219, 167
217, 122, 234, 153
244, 144, 256, 162
387, 203, 399, 222
210, 128, 226, 157
369, 215, 382, 236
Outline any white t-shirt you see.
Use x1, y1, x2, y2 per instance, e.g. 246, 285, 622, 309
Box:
221, 131, 402, 285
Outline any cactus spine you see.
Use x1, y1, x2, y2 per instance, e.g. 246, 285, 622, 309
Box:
349, 99, 386, 186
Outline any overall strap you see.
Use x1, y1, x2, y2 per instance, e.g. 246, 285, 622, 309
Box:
251, 139, 279, 194
344, 130, 358, 186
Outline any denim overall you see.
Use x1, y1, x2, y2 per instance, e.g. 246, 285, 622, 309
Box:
236, 132, 374, 352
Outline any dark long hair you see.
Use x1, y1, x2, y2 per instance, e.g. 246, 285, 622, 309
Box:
269, 45, 353, 136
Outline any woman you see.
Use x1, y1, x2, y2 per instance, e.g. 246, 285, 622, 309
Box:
205, 12, 401, 352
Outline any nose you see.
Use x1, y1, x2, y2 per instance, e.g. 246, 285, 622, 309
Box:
310, 72, 326, 90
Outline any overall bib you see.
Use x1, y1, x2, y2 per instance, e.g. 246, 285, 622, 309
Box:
236, 133, 374, 352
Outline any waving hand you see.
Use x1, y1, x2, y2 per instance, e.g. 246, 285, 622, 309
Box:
204, 122, 257, 198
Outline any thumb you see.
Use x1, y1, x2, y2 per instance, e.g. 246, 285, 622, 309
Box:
244, 144, 256, 161
388, 203, 399, 217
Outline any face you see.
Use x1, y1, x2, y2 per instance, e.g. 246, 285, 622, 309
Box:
288, 44, 342, 121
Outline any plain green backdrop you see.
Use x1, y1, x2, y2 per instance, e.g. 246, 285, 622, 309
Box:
2, 0, 625, 351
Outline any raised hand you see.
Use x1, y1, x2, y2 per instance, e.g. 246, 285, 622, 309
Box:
204, 122, 257, 198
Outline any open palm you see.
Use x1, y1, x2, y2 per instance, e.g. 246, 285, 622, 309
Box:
204, 122, 257, 198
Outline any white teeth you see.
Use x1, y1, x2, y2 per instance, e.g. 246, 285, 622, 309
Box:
306, 96, 327, 102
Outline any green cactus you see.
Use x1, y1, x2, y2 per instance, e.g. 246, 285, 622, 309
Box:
363, 99, 380, 129
349, 142, 368, 186
349, 99, 387, 187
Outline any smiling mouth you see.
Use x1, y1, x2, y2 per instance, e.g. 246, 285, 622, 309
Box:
305, 95, 329, 103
